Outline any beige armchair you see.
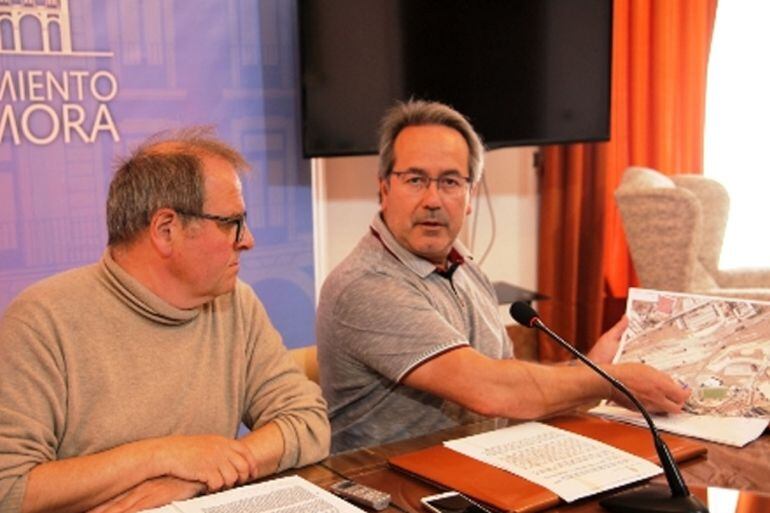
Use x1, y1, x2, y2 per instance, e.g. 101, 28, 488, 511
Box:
615, 166, 770, 300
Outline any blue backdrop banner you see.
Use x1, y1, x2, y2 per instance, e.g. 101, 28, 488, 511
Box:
0, 0, 315, 348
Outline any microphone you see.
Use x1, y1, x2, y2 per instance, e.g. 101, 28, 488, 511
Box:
509, 301, 708, 513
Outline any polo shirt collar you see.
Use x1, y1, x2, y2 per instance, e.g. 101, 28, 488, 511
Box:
370, 213, 471, 279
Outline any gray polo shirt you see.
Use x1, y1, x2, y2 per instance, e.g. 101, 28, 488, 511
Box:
316, 214, 513, 453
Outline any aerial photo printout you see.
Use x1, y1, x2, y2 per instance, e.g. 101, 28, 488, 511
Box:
615, 288, 770, 418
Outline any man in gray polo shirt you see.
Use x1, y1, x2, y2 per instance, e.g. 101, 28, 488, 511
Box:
316, 100, 689, 453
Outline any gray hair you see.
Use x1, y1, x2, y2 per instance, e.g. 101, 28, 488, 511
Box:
378, 99, 485, 184
106, 126, 249, 246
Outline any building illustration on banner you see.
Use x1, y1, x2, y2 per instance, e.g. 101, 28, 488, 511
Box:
0, 1, 316, 347
0, 0, 111, 57
0, 0, 119, 147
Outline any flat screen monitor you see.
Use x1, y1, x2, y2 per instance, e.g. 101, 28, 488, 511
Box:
298, 0, 613, 157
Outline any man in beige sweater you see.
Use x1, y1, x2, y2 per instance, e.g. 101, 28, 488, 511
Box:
0, 129, 330, 513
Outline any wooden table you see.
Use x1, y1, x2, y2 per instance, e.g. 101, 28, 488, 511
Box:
316, 418, 770, 513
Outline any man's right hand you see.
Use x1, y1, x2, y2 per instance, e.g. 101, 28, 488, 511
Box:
87, 477, 205, 513
608, 363, 691, 414
153, 435, 259, 491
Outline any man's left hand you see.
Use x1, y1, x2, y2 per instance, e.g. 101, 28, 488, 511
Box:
586, 316, 628, 364
86, 477, 205, 513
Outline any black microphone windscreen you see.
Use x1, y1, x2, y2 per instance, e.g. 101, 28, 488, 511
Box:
509, 301, 539, 327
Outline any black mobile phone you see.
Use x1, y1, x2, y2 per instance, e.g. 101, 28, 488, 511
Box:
421, 491, 494, 513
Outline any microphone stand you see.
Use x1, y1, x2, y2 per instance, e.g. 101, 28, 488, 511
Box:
511, 302, 708, 513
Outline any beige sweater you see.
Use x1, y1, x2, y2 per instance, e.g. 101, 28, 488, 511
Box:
0, 252, 329, 513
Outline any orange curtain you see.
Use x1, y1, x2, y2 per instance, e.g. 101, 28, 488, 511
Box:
537, 0, 718, 360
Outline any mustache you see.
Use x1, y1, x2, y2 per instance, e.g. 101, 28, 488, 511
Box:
413, 212, 449, 225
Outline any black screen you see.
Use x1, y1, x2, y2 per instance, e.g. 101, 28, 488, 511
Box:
299, 0, 612, 157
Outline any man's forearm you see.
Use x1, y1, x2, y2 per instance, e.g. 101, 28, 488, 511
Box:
21, 431, 264, 513
239, 421, 285, 479
405, 347, 686, 419
404, 347, 611, 420
85, 477, 205, 513
22, 438, 163, 513
483, 359, 611, 418
483, 359, 688, 417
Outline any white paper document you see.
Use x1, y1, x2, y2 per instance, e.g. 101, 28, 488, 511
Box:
140, 475, 365, 513
444, 422, 661, 502
590, 404, 768, 447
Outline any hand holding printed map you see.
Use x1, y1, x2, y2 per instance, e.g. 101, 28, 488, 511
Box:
614, 288, 770, 418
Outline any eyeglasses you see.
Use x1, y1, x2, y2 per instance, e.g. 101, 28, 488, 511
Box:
176, 210, 248, 243
391, 171, 471, 196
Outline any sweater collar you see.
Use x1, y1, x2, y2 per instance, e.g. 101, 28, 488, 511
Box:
100, 250, 201, 325
370, 213, 471, 279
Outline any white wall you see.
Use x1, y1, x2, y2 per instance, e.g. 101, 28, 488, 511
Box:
311, 147, 540, 310
468, 147, 539, 293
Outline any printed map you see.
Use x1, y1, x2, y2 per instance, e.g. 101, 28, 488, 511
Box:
615, 288, 770, 417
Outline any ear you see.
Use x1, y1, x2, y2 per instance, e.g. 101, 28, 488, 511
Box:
379, 178, 390, 207
148, 208, 178, 258
466, 183, 478, 216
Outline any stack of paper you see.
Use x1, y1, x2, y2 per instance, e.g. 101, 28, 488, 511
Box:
590, 404, 768, 447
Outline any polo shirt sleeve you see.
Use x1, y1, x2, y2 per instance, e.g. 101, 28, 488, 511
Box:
331, 272, 470, 383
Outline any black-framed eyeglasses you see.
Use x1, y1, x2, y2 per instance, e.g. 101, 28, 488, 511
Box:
391, 171, 471, 196
176, 210, 248, 243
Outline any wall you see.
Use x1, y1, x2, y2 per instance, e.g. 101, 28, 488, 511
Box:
311, 146, 540, 321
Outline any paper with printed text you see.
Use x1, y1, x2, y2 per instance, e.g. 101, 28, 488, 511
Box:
444, 422, 661, 502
